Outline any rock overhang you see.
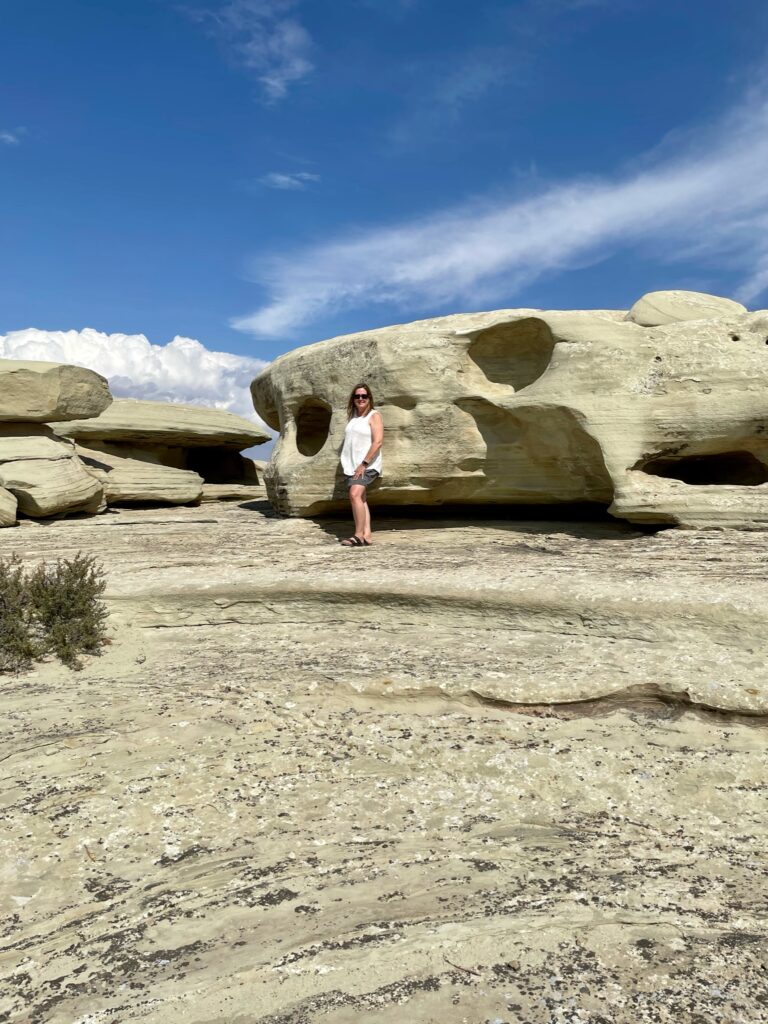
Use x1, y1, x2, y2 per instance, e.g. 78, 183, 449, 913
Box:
51, 397, 269, 449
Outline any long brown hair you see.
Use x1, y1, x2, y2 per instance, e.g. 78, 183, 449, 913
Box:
347, 382, 375, 420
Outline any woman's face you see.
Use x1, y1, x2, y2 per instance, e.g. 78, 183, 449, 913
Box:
352, 388, 370, 414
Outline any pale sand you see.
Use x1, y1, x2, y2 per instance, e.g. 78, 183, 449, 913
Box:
1, 502, 766, 1022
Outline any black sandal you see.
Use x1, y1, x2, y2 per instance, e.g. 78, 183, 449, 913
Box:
340, 536, 365, 547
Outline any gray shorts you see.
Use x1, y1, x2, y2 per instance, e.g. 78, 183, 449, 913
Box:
346, 469, 380, 489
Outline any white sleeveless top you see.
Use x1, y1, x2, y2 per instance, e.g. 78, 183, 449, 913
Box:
341, 409, 383, 476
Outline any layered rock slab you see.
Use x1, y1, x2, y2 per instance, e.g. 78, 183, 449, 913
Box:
0, 425, 103, 518
76, 444, 203, 506
252, 295, 768, 527
54, 397, 268, 449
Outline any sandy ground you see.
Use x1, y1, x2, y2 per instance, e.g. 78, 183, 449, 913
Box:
1, 502, 767, 1023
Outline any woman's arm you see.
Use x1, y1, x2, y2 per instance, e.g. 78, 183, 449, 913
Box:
355, 411, 383, 474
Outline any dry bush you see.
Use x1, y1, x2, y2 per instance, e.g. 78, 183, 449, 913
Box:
0, 555, 37, 672
0, 553, 107, 672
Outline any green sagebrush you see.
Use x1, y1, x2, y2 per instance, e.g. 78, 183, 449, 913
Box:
0, 553, 107, 672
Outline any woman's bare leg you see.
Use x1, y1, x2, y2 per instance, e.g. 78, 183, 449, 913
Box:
349, 485, 367, 540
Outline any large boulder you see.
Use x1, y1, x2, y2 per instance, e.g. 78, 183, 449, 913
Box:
53, 399, 269, 490
251, 294, 768, 528
0, 360, 112, 422
76, 444, 203, 506
0, 426, 103, 518
626, 290, 747, 327
0, 359, 111, 525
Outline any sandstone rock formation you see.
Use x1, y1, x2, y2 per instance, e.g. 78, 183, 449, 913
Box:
0, 359, 111, 421
0, 360, 111, 523
53, 399, 268, 505
252, 291, 768, 528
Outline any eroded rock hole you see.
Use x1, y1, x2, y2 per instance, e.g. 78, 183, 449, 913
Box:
467, 317, 556, 391
640, 451, 768, 486
295, 399, 332, 457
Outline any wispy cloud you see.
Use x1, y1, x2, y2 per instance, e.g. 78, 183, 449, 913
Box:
388, 0, 633, 148
0, 128, 25, 146
389, 49, 513, 147
258, 170, 320, 190
188, 0, 313, 102
232, 87, 768, 339
0, 328, 268, 427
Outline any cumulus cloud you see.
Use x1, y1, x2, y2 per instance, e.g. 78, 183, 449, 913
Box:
0, 327, 271, 431
258, 170, 320, 190
233, 87, 768, 339
189, 0, 313, 102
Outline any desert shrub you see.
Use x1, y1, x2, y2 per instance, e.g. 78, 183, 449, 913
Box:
0, 555, 37, 672
0, 553, 108, 672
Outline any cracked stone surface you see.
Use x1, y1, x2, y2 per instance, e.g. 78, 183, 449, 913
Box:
1, 503, 767, 1023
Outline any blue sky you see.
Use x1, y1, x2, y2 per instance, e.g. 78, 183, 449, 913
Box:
2, 0, 768, 416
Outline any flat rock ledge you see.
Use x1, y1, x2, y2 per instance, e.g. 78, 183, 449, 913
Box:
1, 504, 766, 1024
52, 397, 269, 449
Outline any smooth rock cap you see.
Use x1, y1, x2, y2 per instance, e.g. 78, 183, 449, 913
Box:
53, 398, 269, 449
626, 290, 747, 327
0, 360, 112, 422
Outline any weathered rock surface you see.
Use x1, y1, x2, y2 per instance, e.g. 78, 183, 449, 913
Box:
77, 444, 204, 506
252, 295, 768, 527
0, 485, 17, 526
626, 288, 748, 326
0, 425, 104, 517
1, 504, 766, 1023
0, 358, 111, 421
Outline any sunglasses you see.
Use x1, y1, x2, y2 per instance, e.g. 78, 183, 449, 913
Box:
353, 393, 370, 400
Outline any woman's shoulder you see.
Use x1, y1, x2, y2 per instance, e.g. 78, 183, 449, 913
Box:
368, 408, 382, 421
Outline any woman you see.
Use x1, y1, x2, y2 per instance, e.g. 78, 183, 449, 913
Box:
339, 383, 383, 547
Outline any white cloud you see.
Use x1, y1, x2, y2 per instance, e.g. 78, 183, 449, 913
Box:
233, 87, 768, 339
190, 0, 313, 102
0, 128, 23, 145
258, 170, 320, 190
0, 328, 270, 430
